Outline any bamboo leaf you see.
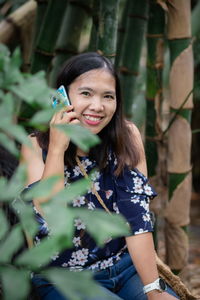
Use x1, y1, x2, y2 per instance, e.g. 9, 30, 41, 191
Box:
55, 124, 100, 152
30, 108, 54, 124
0, 132, 19, 156
0, 208, 9, 240
42, 268, 107, 300
0, 225, 24, 263
15, 234, 71, 269
70, 208, 130, 245
22, 175, 61, 201
0, 123, 31, 147
0, 164, 27, 202
0, 266, 30, 300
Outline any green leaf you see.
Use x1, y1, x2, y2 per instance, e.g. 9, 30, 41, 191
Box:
0, 123, 31, 147
42, 268, 109, 300
52, 177, 91, 205
12, 199, 38, 238
0, 266, 30, 300
30, 108, 54, 124
15, 234, 71, 269
0, 132, 19, 156
55, 124, 100, 152
71, 208, 130, 245
10, 47, 22, 69
0, 208, 9, 240
0, 164, 26, 202
0, 225, 24, 263
42, 202, 74, 238
22, 175, 61, 201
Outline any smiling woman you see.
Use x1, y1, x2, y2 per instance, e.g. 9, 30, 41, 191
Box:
20, 52, 180, 300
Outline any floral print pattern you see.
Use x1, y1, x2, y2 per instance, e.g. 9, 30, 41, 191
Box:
31, 150, 157, 271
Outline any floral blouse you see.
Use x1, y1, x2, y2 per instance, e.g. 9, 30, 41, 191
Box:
29, 150, 157, 271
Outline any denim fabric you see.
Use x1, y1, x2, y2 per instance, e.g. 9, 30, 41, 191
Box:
32, 252, 180, 300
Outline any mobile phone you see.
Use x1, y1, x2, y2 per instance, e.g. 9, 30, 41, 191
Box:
52, 85, 71, 108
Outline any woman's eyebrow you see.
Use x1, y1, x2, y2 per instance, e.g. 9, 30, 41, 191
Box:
78, 87, 94, 91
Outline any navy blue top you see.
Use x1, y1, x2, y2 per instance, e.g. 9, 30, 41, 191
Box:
28, 151, 157, 271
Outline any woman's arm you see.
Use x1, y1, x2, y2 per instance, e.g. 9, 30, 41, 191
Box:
20, 106, 79, 214
125, 123, 177, 300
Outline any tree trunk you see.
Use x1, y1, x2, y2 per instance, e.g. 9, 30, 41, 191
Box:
119, 0, 149, 119
164, 0, 193, 272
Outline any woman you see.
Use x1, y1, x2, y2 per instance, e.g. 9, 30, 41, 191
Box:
21, 52, 179, 300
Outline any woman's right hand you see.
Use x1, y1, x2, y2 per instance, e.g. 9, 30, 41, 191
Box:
49, 105, 80, 152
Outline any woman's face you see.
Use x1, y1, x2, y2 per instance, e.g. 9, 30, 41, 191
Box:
68, 68, 117, 135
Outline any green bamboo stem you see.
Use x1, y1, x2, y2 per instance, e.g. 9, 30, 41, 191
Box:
96, 0, 120, 63
31, 0, 68, 74
119, 0, 149, 119
145, 1, 165, 178
87, 0, 100, 51
165, 0, 193, 272
115, 0, 130, 68
49, 0, 92, 87
32, 0, 49, 48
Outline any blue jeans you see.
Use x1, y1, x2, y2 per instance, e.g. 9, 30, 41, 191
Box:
32, 252, 180, 300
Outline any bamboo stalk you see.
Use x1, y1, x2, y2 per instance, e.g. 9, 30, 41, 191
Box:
119, 0, 149, 119
164, 0, 193, 272
96, 0, 120, 63
0, 0, 36, 44
87, 0, 100, 51
49, 0, 92, 86
31, 0, 68, 73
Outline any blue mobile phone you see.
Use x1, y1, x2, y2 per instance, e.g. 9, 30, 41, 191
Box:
52, 85, 71, 108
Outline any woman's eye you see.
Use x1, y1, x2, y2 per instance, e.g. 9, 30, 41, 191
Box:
81, 91, 90, 97
104, 94, 115, 100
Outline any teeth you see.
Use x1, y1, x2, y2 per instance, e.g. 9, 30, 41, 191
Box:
84, 115, 102, 121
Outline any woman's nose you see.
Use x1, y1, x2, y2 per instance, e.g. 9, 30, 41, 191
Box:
89, 97, 104, 111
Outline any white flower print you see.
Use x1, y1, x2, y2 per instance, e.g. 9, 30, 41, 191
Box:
130, 170, 138, 176
34, 236, 41, 245
51, 252, 59, 261
140, 200, 149, 211
133, 177, 143, 186
82, 158, 92, 168
62, 263, 68, 267
88, 202, 95, 210
90, 170, 100, 182
105, 190, 113, 199
89, 181, 100, 194
74, 218, 86, 230
73, 236, 81, 247
133, 185, 143, 194
73, 196, 86, 207
142, 213, 151, 222
88, 262, 100, 270
69, 248, 89, 266
73, 166, 82, 177
113, 202, 120, 214
135, 229, 148, 235
144, 184, 153, 196
100, 257, 113, 269
131, 197, 140, 204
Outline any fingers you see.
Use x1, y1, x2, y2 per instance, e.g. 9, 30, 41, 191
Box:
50, 105, 78, 125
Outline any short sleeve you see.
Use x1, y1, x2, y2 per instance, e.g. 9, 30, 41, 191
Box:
113, 166, 157, 235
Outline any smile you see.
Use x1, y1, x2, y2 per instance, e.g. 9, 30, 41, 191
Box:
84, 115, 103, 121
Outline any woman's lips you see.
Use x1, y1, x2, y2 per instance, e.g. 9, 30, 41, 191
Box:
83, 114, 103, 125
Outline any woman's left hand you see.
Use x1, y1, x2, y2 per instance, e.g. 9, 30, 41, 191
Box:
147, 291, 179, 300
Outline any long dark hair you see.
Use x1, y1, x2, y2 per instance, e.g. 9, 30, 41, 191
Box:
35, 52, 141, 175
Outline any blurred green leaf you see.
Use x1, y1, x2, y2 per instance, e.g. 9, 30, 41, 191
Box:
0, 132, 19, 156
22, 175, 61, 201
10, 47, 22, 69
70, 208, 130, 246
0, 164, 27, 201
52, 177, 91, 205
0, 208, 9, 240
0, 225, 24, 263
12, 199, 38, 238
42, 268, 108, 300
0, 123, 31, 146
30, 108, 54, 124
55, 124, 100, 152
0, 266, 30, 300
15, 234, 71, 269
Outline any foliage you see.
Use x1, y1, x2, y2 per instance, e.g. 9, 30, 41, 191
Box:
0, 44, 130, 299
